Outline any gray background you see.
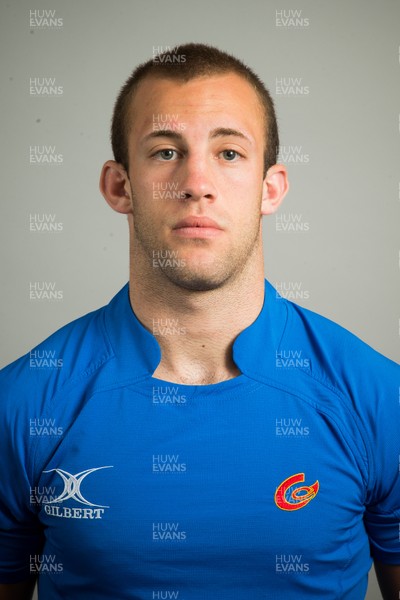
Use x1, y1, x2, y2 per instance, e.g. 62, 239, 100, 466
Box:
1, 0, 399, 598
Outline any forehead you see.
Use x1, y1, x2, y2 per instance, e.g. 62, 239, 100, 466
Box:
127, 72, 265, 138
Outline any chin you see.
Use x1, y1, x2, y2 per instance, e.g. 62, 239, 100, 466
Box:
163, 268, 228, 292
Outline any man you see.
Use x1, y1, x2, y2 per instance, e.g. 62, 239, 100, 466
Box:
0, 43, 399, 600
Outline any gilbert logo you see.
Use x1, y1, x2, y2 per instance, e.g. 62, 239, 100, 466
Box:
42, 466, 113, 519
275, 472, 319, 511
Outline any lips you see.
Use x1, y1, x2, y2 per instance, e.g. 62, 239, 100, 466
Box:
173, 216, 222, 230
171, 216, 224, 239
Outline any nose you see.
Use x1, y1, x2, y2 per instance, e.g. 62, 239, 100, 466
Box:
178, 154, 218, 203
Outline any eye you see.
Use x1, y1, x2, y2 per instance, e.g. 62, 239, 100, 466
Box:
153, 149, 178, 161
220, 149, 241, 161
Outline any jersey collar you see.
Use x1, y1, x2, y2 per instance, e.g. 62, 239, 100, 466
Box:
104, 279, 288, 380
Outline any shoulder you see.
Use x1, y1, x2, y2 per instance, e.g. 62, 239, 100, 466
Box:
282, 298, 399, 393
279, 297, 399, 461
0, 299, 115, 415
277, 296, 399, 498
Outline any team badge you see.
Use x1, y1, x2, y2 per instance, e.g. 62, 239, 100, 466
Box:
275, 472, 319, 511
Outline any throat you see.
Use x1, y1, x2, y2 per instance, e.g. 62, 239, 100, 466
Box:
152, 362, 242, 385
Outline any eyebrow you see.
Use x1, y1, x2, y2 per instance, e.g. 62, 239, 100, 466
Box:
210, 127, 252, 144
142, 127, 252, 145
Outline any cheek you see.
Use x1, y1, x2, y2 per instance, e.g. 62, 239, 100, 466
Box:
131, 164, 179, 206
223, 158, 263, 189
130, 175, 156, 206
224, 172, 263, 207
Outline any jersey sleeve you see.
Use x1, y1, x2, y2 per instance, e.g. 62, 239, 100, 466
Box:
0, 357, 44, 583
288, 301, 400, 565
357, 349, 400, 564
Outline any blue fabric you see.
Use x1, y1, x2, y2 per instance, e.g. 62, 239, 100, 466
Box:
0, 279, 399, 599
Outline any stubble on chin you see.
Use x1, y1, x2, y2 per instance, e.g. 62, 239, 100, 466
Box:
130, 184, 263, 293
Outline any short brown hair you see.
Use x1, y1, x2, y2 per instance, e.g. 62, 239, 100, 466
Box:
111, 43, 279, 175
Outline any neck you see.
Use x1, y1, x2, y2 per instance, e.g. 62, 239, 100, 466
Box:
129, 253, 265, 385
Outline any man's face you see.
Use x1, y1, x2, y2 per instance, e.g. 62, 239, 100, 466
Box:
126, 72, 268, 291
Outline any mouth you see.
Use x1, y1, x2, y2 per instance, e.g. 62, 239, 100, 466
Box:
172, 216, 224, 239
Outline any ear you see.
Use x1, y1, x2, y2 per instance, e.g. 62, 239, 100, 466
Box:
261, 164, 289, 216
99, 160, 132, 214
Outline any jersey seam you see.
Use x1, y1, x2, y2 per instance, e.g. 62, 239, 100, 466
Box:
72, 372, 265, 402
365, 506, 400, 518
242, 370, 369, 492
28, 361, 265, 488
291, 367, 373, 502
279, 299, 373, 499
29, 346, 115, 490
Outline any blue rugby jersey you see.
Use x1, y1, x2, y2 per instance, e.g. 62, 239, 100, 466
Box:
0, 279, 399, 599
